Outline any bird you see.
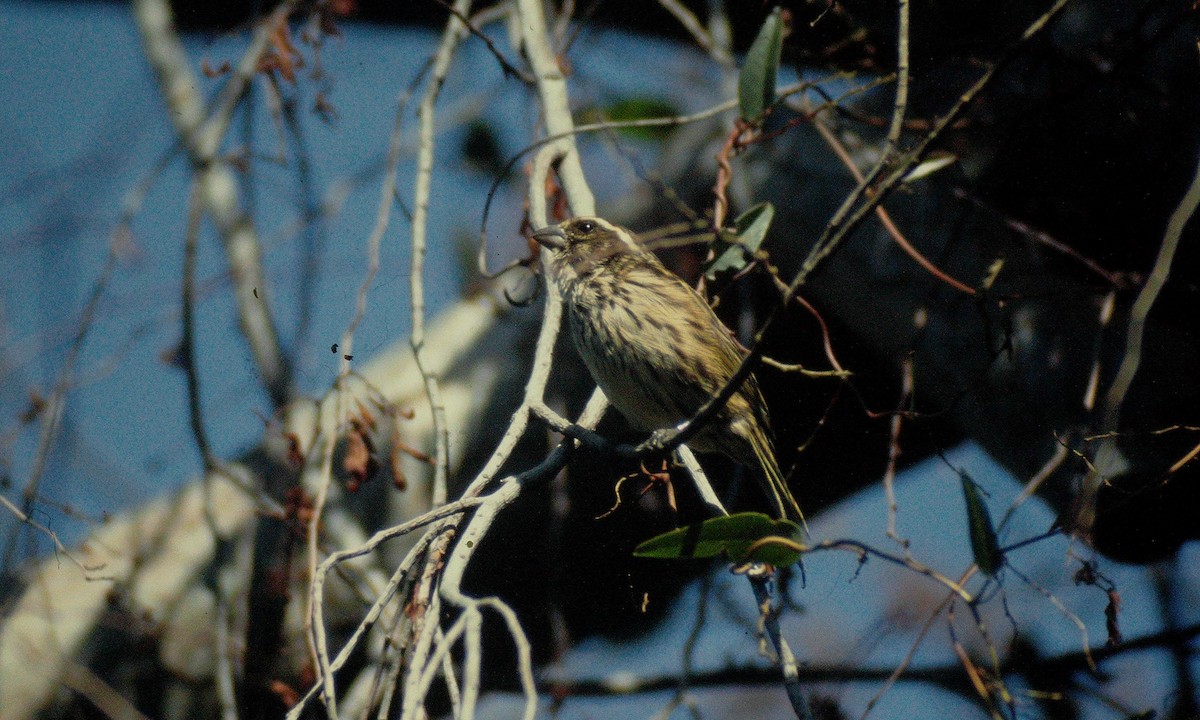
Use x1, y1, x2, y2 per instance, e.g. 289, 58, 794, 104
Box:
532, 216, 803, 524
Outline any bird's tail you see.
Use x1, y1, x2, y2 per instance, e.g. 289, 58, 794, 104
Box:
750, 428, 807, 532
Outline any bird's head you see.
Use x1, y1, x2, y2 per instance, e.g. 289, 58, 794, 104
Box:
531, 216, 642, 285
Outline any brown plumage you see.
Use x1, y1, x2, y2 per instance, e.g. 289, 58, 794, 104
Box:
533, 216, 803, 523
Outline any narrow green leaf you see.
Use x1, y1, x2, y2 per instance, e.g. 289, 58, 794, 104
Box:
633, 512, 803, 566
959, 472, 1003, 575
705, 202, 775, 280
578, 97, 681, 141
738, 7, 784, 121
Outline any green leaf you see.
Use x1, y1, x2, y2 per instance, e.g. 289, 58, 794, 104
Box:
704, 202, 775, 280
577, 97, 680, 141
732, 202, 775, 250
959, 471, 1003, 575
738, 7, 784, 121
606, 97, 680, 140
633, 512, 803, 566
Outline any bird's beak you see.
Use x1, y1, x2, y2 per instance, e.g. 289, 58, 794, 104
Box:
532, 226, 567, 250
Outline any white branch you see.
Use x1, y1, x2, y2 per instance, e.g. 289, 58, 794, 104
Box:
132, 0, 293, 405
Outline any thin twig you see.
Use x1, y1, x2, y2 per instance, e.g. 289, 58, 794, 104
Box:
431, 0, 534, 83
311, 1, 614, 717
884, 0, 910, 153
409, 0, 473, 509
132, 0, 294, 407
300, 21, 446, 719
805, 105, 977, 295
1, 206, 122, 571
0, 494, 106, 576
655, 0, 734, 68
1006, 564, 1096, 672
302, 389, 347, 717
535, 621, 1200, 698
183, 175, 241, 720
778, 537, 975, 602
952, 188, 1128, 288
478, 74, 887, 276
281, 95, 327, 369
291, 503, 471, 719
1084, 291, 1117, 411
883, 356, 913, 546
749, 572, 812, 720
1080, 144, 1200, 530
945, 604, 1002, 717
624, 0, 1075, 468
181, 180, 217, 471
795, 0, 1073, 295
860, 566, 978, 719
997, 441, 1068, 533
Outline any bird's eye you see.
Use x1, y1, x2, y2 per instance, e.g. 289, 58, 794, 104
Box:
576, 220, 596, 234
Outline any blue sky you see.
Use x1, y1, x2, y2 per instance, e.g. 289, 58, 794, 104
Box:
0, 3, 1194, 718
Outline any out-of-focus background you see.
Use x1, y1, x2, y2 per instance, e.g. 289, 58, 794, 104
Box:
1, 1, 1198, 719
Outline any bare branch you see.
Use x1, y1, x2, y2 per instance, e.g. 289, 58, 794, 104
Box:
410, 0, 474, 508
884, 0, 910, 153
132, 0, 294, 407
655, 0, 734, 68
0, 494, 105, 576
1079, 145, 1200, 531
